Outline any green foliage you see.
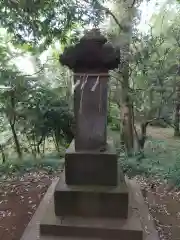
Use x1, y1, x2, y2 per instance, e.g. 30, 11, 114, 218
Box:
0, 156, 64, 178
118, 136, 180, 187
1, 0, 180, 185
20, 86, 74, 147
0, 29, 74, 161
110, 125, 180, 187
108, 103, 121, 131
107, 0, 180, 135
0, 0, 105, 50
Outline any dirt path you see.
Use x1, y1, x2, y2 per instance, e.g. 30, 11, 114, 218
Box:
138, 178, 180, 240
0, 126, 179, 240
0, 171, 53, 240
137, 125, 180, 147
146, 126, 174, 141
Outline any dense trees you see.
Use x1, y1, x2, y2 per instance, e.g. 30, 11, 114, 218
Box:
1, 0, 180, 161
107, 0, 140, 153
132, 3, 180, 138
0, 30, 74, 161
0, 0, 105, 51
106, 0, 180, 153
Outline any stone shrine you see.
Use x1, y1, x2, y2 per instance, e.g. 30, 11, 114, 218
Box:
30, 29, 146, 240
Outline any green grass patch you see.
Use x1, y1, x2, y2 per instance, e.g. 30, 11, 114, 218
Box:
0, 153, 64, 180
110, 129, 180, 187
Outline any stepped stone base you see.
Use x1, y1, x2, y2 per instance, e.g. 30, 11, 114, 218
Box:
20, 178, 159, 240
54, 171, 128, 219
39, 237, 120, 240
65, 140, 117, 186
40, 199, 143, 240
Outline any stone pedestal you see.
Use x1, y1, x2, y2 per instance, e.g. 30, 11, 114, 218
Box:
65, 140, 117, 186
40, 199, 143, 240
54, 170, 128, 219
20, 178, 160, 240
38, 139, 144, 239
36, 29, 144, 240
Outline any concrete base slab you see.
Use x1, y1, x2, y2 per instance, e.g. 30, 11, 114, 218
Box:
20, 176, 159, 240
40, 237, 110, 240
20, 178, 59, 240
54, 171, 128, 218
40, 198, 143, 239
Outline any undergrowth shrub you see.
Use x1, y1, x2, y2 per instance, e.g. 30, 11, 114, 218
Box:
0, 153, 64, 179
165, 156, 180, 187
116, 136, 180, 187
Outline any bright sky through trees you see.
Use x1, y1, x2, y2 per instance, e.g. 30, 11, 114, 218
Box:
138, 0, 166, 32
15, 0, 167, 75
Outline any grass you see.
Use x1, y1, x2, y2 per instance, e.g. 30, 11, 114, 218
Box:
0, 135, 66, 178
0, 152, 65, 180
109, 126, 180, 187
1, 125, 180, 187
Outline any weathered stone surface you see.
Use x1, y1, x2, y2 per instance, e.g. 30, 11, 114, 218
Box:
21, 178, 159, 240
54, 170, 128, 219
40, 237, 109, 240
20, 29, 158, 240
59, 29, 120, 152
65, 140, 117, 186
59, 29, 120, 72
73, 75, 108, 151
20, 179, 59, 240
41, 198, 142, 240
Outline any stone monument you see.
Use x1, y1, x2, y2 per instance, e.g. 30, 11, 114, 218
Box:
39, 29, 144, 240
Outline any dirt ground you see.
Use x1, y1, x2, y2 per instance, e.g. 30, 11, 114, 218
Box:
141, 125, 180, 147
139, 126, 180, 240
0, 171, 52, 240
139, 178, 180, 240
0, 171, 180, 240
0, 126, 180, 240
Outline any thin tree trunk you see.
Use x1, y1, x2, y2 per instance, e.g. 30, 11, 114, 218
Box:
26, 135, 34, 155
121, 56, 134, 153
174, 105, 180, 136
10, 123, 22, 159
120, 25, 134, 153
147, 89, 154, 120
116, 0, 136, 154
37, 143, 41, 154
53, 132, 60, 152
42, 138, 45, 154
121, 101, 134, 151
99, 0, 138, 153
0, 145, 6, 163
174, 84, 180, 136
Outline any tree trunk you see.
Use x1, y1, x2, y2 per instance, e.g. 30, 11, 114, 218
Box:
174, 105, 180, 136
10, 123, 22, 159
42, 139, 45, 154
0, 145, 6, 163
139, 122, 148, 150
37, 143, 41, 154
174, 84, 180, 136
105, 0, 138, 153
121, 96, 134, 153
120, 24, 134, 153
146, 89, 154, 120
53, 131, 60, 152
149, 89, 153, 115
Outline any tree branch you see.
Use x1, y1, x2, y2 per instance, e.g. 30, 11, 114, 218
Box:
103, 7, 124, 30
84, 0, 124, 30
21, 57, 58, 77
129, 0, 136, 9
